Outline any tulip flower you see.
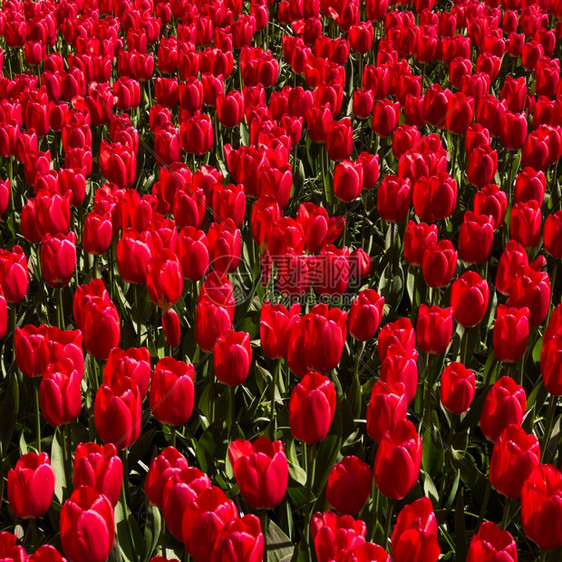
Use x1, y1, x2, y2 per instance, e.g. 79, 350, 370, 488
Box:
182, 486, 239, 561
149, 357, 195, 426
214, 330, 252, 387
60, 486, 115, 562
326, 456, 372, 515
211, 515, 265, 562
228, 436, 289, 510
490, 424, 540, 499
521, 464, 562, 550
480, 376, 526, 442
162, 467, 212, 542
416, 305, 454, 355
7, 452, 55, 519
39, 359, 82, 426
289, 372, 336, 444
467, 522, 517, 562
391, 498, 440, 562
440, 362, 476, 415
145, 447, 189, 510
374, 419, 422, 499
493, 305, 530, 363
450, 271, 489, 328
73, 442, 123, 507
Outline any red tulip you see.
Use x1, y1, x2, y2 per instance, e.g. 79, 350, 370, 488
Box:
60, 486, 115, 562
467, 522, 517, 562
326, 456, 372, 515
391, 497, 440, 562
366, 381, 408, 443
0, 245, 29, 303
480, 376, 526, 442
421, 240, 457, 288
145, 447, 189, 509
103, 347, 151, 400
440, 362, 476, 415
73, 442, 123, 507
490, 424, 541, 500
146, 249, 183, 310
377, 175, 411, 223
310, 511, 367, 562
493, 305, 530, 363
404, 222, 438, 266
94, 377, 141, 450
149, 357, 195, 426
212, 514, 264, 562
450, 271, 489, 328
289, 372, 336, 444
374, 419, 422, 499
416, 305, 453, 355
228, 437, 289, 510
7, 452, 55, 519
214, 330, 252, 387
521, 464, 562, 550
40, 232, 76, 289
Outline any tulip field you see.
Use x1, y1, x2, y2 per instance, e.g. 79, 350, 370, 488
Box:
2, 0, 562, 560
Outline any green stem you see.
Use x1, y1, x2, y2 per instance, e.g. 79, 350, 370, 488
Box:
62, 423, 73, 495
542, 394, 558, 463
171, 426, 176, 448
477, 479, 492, 527
261, 511, 269, 561
305, 443, 316, 546
135, 284, 142, 346
35, 379, 41, 452
383, 499, 396, 552
57, 287, 64, 330
500, 499, 511, 531
461, 327, 471, 366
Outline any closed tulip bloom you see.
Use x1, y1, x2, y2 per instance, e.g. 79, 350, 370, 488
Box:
493, 305, 530, 363
314, 245, 349, 296
150, 357, 195, 426
145, 447, 189, 509
287, 304, 347, 376
213, 183, 246, 227
458, 211, 494, 264
39, 359, 82, 427
514, 168, 547, 206
422, 240, 457, 288
440, 362, 476, 415
180, 112, 214, 155
467, 145, 498, 188
216, 90, 245, 128
446, 92, 474, 135
377, 175, 411, 223
177, 227, 209, 281
82, 212, 112, 256
507, 266, 551, 327
117, 229, 154, 285
195, 297, 233, 352
7, 452, 55, 519
73, 442, 123, 507
353, 89, 375, 120
500, 111, 528, 150
540, 334, 562, 395
404, 222, 438, 266
260, 302, 300, 360
417, 305, 453, 355
326, 118, 353, 161
480, 376, 526, 442
289, 372, 336, 444
94, 377, 141, 450
214, 330, 251, 387
473, 184, 507, 231
544, 210, 562, 258
490, 424, 540, 500
372, 98, 400, 138
183, 486, 239, 561
146, 249, 183, 310
391, 497, 440, 562
467, 522, 517, 562
510, 201, 542, 249
495, 240, 528, 295
29, 544, 67, 561
311, 511, 367, 562
366, 381, 408, 443
413, 173, 458, 223
521, 464, 562, 550
0, 245, 29, 303
375, 419, 422, 499
333, 159, 363, 202
378, 318, 416, 362
104, 347, 151, 399
228, 437, 289, 510
380, 346, 419, 405
99, 141, 136, 188
81, 298, 121, 361
349, 289, 385, 341
162, 467, 212, 542
450, 271, 489, 328
326, 456, 372, 515
207, 219, 242, 274
60, 486, 115, 562
40, 232, 76, 289
212, 514, 264, 562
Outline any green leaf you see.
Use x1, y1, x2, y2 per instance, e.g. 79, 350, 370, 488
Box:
313, 408, 343, 493
50, 426, 67, 504
115, 489, 143, 562
0, 371, 19, 456
140, 502, 162, 562
290, 537, 309, 562
195, 420, 228, 476
454, 488, 467, 561
421, 426, 445, 478
266, 519, 294, 562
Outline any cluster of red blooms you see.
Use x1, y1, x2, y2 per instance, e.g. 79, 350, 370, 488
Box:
0, 0, 562, 558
